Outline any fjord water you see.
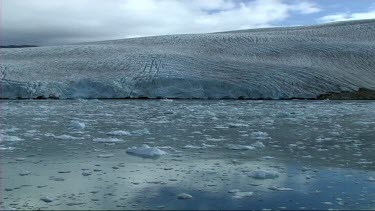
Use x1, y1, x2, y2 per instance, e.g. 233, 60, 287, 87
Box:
1, 100, 375, 210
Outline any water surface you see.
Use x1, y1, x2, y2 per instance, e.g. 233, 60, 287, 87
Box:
1, 100, 375, 210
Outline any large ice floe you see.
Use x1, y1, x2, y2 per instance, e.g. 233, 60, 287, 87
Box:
1, 19, 375, 99
126, 144, 167, 158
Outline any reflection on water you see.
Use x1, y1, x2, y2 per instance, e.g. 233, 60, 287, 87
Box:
1, 100, 375, 210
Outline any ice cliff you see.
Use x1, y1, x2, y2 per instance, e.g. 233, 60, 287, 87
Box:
1, 19, 375, 99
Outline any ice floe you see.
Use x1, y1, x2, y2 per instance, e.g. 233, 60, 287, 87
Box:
183, 144, 206, 149
226, 144, 255, 150
177, 193, 193, 200
132, 128, 151, 136
248, 170, 279, 179
40, 196, 54, 203
97, 154, 115, 158
0, 135, 23, 142
70, 120, 86, 130
231, 191, 254, 199
252, 141, 266, 148
107, 128, 151, 136
107, 130, 131, 136
268, 186, 293, 191
54, 135, 80, 140
126, 144, 167, 158
93, 138, 124, 143
250, 131, 271, 140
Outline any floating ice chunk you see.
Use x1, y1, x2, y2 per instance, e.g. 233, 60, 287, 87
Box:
40, 196, 54, 203
250, 131, 271, 140
248, 170, 279, 179
19, 171, 30, 176
183, 145, 206, 149
132, 128, 151, 136
160, 99, 174, 102
5, 127, 19, 133
54, 135, 80, 140
252, 141, 266, 148
202, 143, 216, 148
93, 138, 124, 143
0, 135, 23, 142
157, 146, 174, 149
107, 130, 131, 136
15, 158, 26, 161
0, 146, 15, 150
367, 177, 375, 182
228, 123, 249, 128
316, 137, 333, 142
206, 138, 227, 142
70, 120, 85, 130
177, 193, 193, 200
228, 189, 241, 193
126, 144, 167, 158
97, 154, 114, 158
226, 144, 255, 150
268, 186, 293, 191
232, 191, 254, 199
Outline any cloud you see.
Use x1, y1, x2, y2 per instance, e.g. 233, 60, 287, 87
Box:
318, 6, 375, 23
2, 0, 320, 45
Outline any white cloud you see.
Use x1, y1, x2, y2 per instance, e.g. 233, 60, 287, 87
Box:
318, 7, 375, 23
2, 0, 321, 45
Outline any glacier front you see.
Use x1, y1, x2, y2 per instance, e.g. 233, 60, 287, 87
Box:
1, 19, 375, 99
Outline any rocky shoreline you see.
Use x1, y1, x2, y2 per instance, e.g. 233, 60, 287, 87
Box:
317, 88, 375, 100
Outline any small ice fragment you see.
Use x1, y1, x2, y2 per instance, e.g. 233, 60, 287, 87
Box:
0, 135, 23, 142
252, 141, 266, 148
250, 131, 271, 140
268, 186, 293, 191
177, 193, 193, 200
183, 145, 206, 149
126, 144, 167, 158
58, 170, 71, 174
248, 170, 279, 179
93, 138, 124, 143
232, 191, 254, 198
226, 144, 255, 150
228, 189, 240, 193
40, 197, 54, 203
228, 123, 249, 128
97, 154, 114, 158
49, 177, 65, 181
54, 135, 80, 140
202, 143, 216, 148
261, 156, 274, 160
19, 171, 30, 176
0, 146, 15, 150
70, 121, 85, 130
367, 177, 375, 182
107, 130, 131, 136
82, 172, 92, 176
15, 158, 26, 161
132, 128, 151, 136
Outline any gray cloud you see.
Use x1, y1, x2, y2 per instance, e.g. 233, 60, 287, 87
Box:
2, 0, 321, 45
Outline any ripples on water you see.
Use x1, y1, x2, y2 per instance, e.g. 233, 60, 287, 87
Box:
1, 100, 375, 210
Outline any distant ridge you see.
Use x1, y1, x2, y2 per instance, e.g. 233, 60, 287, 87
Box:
0, 45, 38, 48
1, 19, 375, 99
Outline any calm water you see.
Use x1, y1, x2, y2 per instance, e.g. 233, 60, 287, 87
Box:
1, 100, 375, 210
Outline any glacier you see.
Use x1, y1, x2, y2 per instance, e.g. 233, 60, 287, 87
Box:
1, 19, 375, 99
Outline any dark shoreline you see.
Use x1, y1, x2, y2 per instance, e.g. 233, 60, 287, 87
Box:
1, 88, 375, 100
316, 88, 375, 100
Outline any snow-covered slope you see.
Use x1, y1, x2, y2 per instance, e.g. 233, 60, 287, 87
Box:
1, 19, 375, 99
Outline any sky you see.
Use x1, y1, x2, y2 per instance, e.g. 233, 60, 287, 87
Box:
2, 0, 375, 46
